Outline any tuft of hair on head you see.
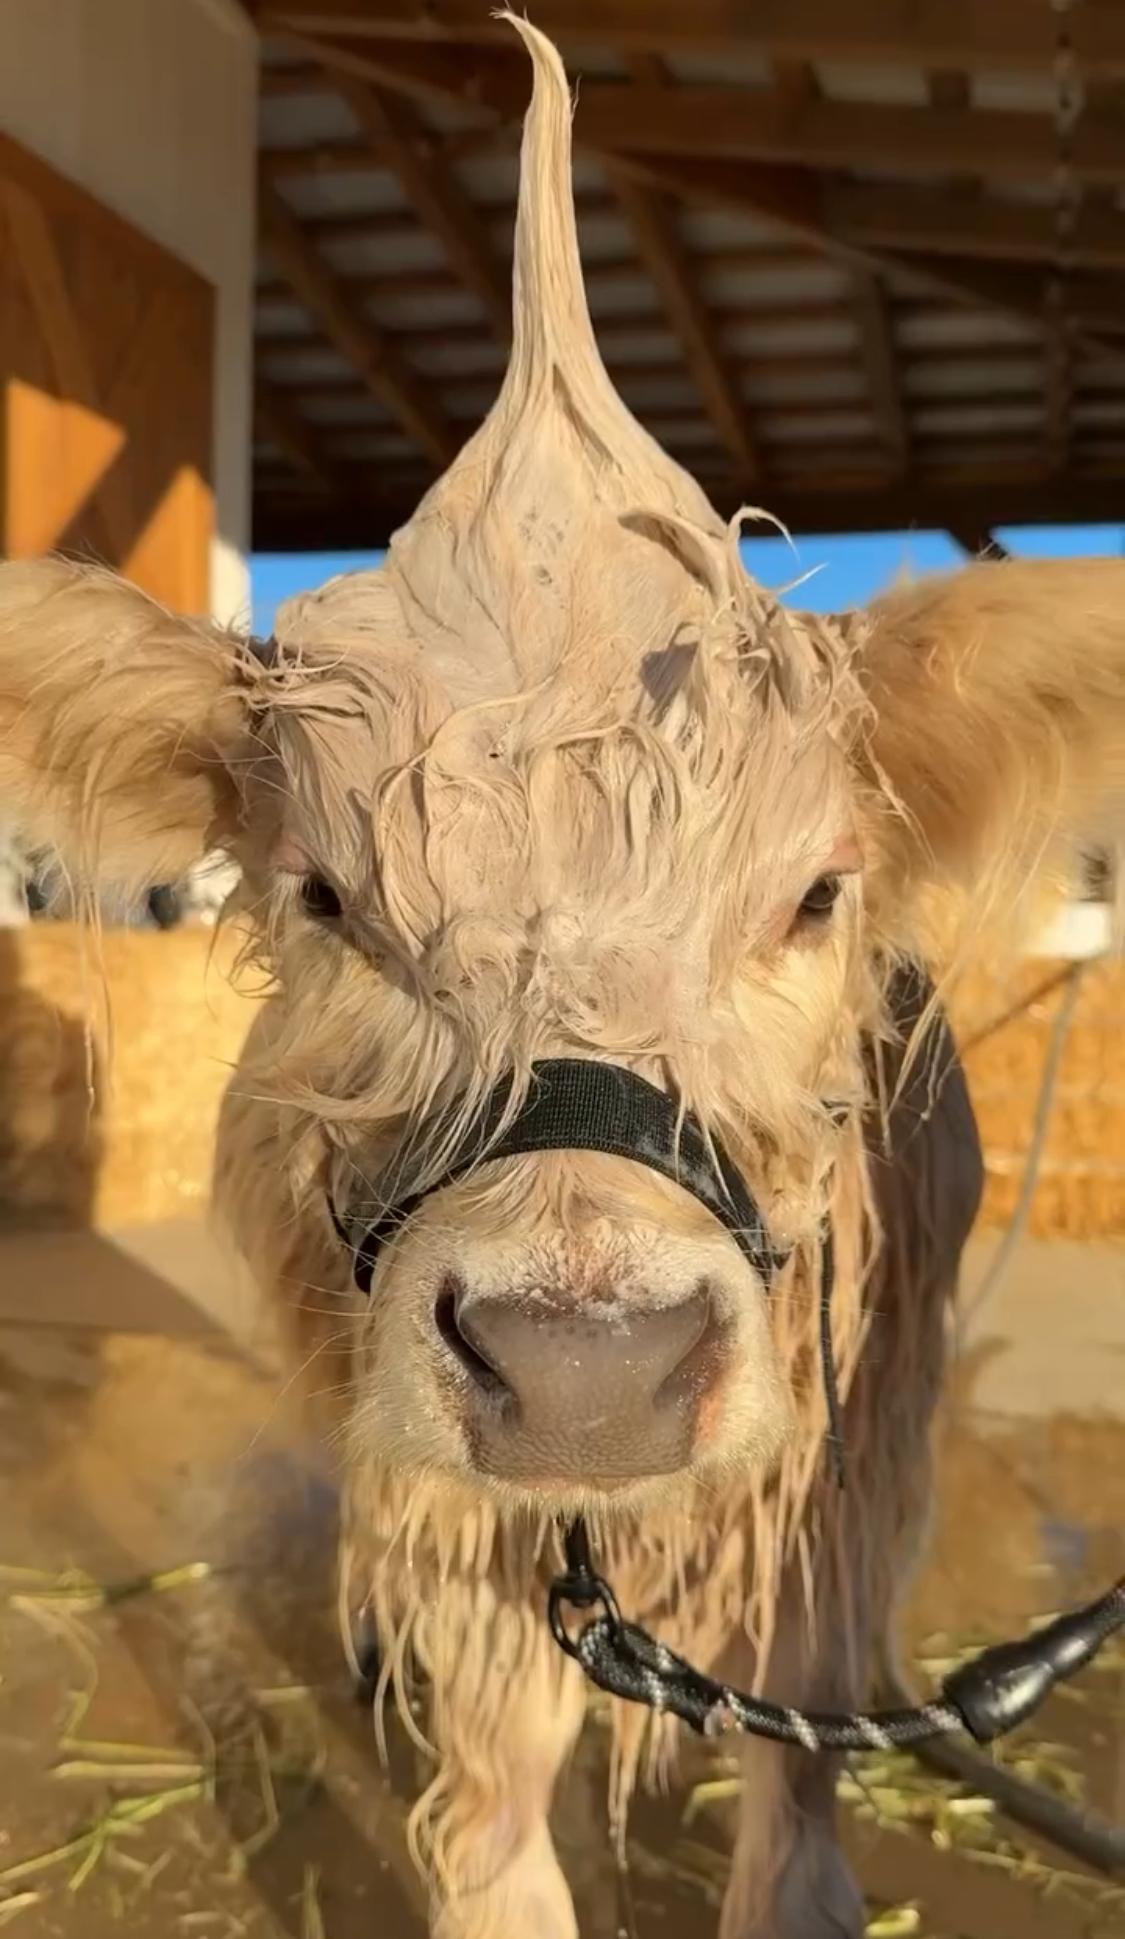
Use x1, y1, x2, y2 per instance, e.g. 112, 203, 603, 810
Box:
486, 11, 720, 524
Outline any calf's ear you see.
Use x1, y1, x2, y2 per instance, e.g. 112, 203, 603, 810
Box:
853, 557, 1125, 953
0, 557, 254, 899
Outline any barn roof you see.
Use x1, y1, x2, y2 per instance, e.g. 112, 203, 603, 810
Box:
248, 2, 1125, 553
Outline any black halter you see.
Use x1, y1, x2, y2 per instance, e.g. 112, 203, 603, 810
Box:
331, 1057, 843, 1477
329, 1053, 1125, 1762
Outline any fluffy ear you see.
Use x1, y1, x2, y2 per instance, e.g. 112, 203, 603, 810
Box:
855, 557, 1125, 955
0, 557, 252, 898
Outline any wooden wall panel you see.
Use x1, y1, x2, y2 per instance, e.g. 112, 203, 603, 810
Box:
0, 133, 214, 612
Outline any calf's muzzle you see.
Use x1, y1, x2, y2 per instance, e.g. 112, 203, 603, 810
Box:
438, 1278, 722, 1480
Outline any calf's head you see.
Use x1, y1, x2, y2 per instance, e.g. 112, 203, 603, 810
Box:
3, 21, 1123, 1519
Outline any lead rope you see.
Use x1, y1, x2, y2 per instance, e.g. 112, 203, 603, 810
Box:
548, 1237, 1125, 1746
548, 1528, 1124, 1749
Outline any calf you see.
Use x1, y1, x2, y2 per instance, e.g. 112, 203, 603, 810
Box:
1, 21, 1122, 1937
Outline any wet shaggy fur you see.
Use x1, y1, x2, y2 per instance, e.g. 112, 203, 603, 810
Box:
1, 17, 1125, 1938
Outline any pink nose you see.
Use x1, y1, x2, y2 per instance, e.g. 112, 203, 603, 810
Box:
434, 1280, 725, 1482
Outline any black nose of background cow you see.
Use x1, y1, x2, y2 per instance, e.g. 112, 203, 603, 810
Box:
434, 1280, 724, 1480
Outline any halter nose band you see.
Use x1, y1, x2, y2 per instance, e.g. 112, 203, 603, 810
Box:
333, 1058, 789, 1297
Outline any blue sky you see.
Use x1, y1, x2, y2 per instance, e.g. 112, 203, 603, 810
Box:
250, 523, 1125, 637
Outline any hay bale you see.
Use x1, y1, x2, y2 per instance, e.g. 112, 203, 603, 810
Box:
3, 919, 1123, 1244
0, 923, 262, 1229
950, 958, 1125, 1240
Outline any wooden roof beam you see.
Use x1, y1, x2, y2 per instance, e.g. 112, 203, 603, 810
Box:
258, 3, 1125, 81
948, 526, 1011, 560
260, 124, 505, 178
569, 90, 1125, 194
254, 380, 342, 491
332, 75, 512, 341
607, 54, 760, 478
928, 70, 970, 113
849, 268, 909, 477
1044, 288, 1074, 476
827, 179, 1125, 273
602, 175, 761, 472
258, 174, 459, 466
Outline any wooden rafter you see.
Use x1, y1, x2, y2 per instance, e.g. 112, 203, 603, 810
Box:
333, 76, 512, 341
257, 2, 1125, 81
252, 11, 1125, 552
826, 180, 1125, 275
260, 124, 504, 176
947, 526, 1011, 561
258, 300, 848, 363
602, 53, 759, 478
259, 235, 827, 303
602, 167, 761, 475
620, 156, 1125, 369
258, 175, 458, 465
566, 92, 1125, 193
849, 268, 909, 477
254, 380, 340, 492
1044, 286, 1073, 476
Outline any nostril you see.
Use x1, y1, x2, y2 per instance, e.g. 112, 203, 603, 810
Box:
653, 1286, 725, 1410
434, 1283, 509, 1399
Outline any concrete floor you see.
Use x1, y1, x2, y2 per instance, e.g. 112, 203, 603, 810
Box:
0, 1219, 1122, 1938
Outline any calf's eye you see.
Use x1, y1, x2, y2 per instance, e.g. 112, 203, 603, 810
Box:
797, 874, 843, 921
300, 875, 343, 921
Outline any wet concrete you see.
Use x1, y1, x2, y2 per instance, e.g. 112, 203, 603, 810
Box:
0, 1222, 1122, 1937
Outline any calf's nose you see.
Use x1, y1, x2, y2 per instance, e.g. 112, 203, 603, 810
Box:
436, 1283, 721, 1481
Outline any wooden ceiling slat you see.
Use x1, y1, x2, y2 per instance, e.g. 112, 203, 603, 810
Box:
849, 268, 909, 476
